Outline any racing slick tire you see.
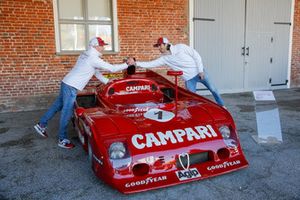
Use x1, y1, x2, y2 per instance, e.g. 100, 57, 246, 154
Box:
88, 139, 94, 169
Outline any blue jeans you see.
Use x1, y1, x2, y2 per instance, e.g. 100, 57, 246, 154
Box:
40, 82, 77, 140
185, 72, 225, 106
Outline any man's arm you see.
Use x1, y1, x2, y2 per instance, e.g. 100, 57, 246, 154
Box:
92, 56, 128, 72
136, 57, 166, 68
95, 70, 109, 84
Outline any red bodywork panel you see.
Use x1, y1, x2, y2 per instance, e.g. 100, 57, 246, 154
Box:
73, 70, 248, 194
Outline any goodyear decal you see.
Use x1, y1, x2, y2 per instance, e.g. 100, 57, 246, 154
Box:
125, 176, 167, 188
207, 160, 241, 171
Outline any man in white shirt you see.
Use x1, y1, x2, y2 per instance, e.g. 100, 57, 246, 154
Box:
34, 37, 129, 149
128, 37, 225, 107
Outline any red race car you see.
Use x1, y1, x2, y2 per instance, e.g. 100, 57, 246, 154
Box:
73, 69, 248, 194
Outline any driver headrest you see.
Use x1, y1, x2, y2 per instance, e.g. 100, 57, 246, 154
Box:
103, 78, 163, 104
106, 78, 159, 96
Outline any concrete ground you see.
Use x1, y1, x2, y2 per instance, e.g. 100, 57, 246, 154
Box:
0, 88, 300, 200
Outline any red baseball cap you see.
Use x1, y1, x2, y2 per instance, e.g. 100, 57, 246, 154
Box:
89, 37, 108, 46
153, 37, 169, 47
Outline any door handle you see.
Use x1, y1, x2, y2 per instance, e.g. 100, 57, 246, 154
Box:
246, 47, 249, 56
241, 47, 245, 56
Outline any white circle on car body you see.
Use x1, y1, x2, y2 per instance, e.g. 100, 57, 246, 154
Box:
143, 108, 175, 122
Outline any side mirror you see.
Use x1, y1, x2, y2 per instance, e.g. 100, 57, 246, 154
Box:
76, 107, 85, 117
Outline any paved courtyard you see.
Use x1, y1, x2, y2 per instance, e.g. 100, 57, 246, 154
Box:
1, 88, 300, 200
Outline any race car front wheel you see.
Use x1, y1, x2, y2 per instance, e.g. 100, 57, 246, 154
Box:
88, 139, 93, 169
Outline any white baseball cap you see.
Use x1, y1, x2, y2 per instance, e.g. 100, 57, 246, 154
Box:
89, 37, 108, 47
153, 37, 169, 47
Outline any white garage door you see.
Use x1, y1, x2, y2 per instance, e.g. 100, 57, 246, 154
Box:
193, 0, 292, 92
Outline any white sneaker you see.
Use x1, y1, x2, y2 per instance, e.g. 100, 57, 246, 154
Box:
58, 139, 75, 149
34, 123, 48, 138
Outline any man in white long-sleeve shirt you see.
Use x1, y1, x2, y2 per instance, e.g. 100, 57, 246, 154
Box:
34, 37, 128, 149
130, 37, 224, 107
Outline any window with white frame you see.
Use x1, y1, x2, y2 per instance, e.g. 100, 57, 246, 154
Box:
54, 0, 118, 53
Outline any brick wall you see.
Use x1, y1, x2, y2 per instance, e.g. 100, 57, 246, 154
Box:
1, 0, 300, 113
0, 0, 188, 112
291, 0, 300, 87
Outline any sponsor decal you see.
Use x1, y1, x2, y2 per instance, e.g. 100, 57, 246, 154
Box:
136, 156, 155, 164
176, 168, 201, 181
178, 153, 190, 170
125, 113, 144, 118
131, 125, 218, 149
123, 107, 150, 113
104, 73, 123, 79
125, 176, 167, 188
126, 85, 151, 92
207, 160, 241, 171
